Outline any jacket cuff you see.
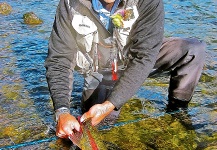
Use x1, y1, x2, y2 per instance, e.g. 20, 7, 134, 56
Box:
108, 98, 122, 110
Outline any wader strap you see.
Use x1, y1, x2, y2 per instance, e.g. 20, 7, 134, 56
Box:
81, 32, 99, 72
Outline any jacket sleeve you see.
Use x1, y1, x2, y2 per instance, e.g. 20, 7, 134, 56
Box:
108, 0, 164, 109
44, 0, 78, 110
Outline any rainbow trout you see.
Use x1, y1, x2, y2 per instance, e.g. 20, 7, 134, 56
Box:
69, 118, 106, 150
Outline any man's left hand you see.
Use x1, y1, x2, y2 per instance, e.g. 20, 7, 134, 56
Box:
80, 101, 115, 126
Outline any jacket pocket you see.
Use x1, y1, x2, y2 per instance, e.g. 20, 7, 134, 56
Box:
76, 50, 91, 71
72, 14, 98, 52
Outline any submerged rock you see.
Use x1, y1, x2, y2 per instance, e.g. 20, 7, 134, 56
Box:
23, 12, 43, 25
0, 2, 12, 15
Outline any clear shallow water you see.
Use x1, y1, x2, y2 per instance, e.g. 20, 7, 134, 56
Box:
0, 0, 216, 149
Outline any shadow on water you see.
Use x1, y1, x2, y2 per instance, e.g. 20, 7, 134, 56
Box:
0, 0, 217, 149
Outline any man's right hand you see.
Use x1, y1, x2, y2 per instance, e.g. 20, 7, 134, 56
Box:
56, 113, 81, 139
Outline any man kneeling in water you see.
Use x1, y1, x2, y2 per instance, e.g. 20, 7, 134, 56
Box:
45, 0, 206, 140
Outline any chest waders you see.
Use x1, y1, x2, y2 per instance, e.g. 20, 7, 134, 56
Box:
68, 0, 138, 113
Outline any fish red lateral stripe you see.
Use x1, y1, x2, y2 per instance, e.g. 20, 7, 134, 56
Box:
77, 116, 99, 150
87, 129, 99, 150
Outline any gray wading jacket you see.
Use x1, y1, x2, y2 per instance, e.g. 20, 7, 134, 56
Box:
45, 0, 164, 110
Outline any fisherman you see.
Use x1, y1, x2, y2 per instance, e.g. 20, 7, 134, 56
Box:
45, 0, 206, 139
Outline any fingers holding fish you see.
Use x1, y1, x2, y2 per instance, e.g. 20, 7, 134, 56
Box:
56, 132, 67, 138
56, 113, 81, 138
80, 111, 90, 123
80, 101, 115, 126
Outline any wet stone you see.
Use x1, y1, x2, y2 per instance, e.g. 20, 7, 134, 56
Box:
0, 2, 12, 15
23, 12, 43, 25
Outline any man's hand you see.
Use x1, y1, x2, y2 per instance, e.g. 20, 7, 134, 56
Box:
56, 113, 80, 138
80, 101, 115, 126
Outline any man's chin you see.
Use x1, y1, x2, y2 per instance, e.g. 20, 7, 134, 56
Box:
103, 0, 116, 4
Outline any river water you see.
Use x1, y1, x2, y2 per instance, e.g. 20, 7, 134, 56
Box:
0, 0, 216, 149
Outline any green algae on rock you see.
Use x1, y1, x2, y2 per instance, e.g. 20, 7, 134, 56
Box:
200, 73, 216, 82
23, 12, 43, 25
2, 85, 22, 100
98, 98, 200, 149
0, 2, 12, 15
100, 114, 198, 150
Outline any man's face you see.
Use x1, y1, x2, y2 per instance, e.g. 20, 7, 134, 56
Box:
103, 0, 115, 3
